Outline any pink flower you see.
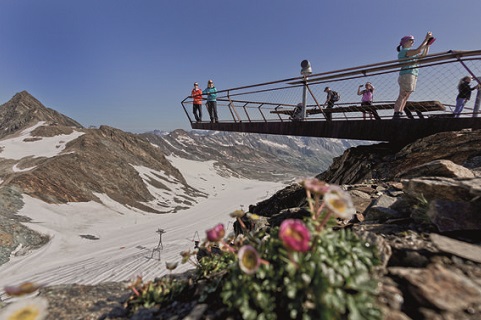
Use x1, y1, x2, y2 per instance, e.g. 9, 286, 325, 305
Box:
302, 178, 329, 195
238, 245, 261, 275
4, 282, 42, 297
206, 223, 225, 242
279, 219, 311, 252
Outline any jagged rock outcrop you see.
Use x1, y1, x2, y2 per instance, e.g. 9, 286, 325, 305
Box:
399, 159, 475, 179
317, 129, 481, 185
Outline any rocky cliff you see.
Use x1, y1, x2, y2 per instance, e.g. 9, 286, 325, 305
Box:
246, 128, 481, 320
317, 128, 481, 185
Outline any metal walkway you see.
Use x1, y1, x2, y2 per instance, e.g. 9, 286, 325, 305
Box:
183, 50, 481, 144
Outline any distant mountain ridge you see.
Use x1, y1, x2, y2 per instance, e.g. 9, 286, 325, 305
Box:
142, 129, 361, 182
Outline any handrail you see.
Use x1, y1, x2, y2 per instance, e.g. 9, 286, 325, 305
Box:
182, 49, 481, 125
288, 50, 481, 85
204, 50, 481, 96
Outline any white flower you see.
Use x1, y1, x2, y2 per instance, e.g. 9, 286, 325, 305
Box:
165, 261, 178, 271
323, 185, 356, 219
0, 297, 48, 320
238, 245, 261, 275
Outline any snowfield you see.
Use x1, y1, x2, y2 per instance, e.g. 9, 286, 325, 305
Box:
0, 155, 286, 300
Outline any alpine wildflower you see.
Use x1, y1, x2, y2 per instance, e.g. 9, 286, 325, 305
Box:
323, 185, 356, 219
238, 245, 261, 275
279, 219, 311, 252
206, 223, 225, 242
165, 261, 178, 271
0, 297, 49, 320
302, 178, 329, 195
4, 282, 42, 297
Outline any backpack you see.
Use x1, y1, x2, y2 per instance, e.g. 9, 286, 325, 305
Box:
331, 91, 340, 102
290, 104, 303, 121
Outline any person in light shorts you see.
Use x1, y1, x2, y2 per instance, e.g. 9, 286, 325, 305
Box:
393, 32, 434, 119
398, 74, 417, 93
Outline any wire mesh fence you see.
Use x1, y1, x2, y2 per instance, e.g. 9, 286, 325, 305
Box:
182, 50, 481, 123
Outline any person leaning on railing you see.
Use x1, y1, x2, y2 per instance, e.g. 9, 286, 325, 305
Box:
393, 32, 434, 119
453, 76, 481, 118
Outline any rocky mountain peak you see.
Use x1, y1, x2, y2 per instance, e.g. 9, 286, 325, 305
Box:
0, 91, 82, 139
0, 92, 208, 216
8, 90, 40, 105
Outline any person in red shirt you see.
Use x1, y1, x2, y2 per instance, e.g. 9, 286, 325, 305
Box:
191, 82, 203, 122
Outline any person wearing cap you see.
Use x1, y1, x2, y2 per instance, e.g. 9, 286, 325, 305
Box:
191, 82, 203, 122
393, 32, 434, 119
203, 80, 218, 123
323, 87, 336, 121
357, 82, 376, 120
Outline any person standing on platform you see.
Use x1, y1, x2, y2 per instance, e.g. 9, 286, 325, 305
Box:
323, 87, 338, 121
357, 82, 375, 119
453, 76, 481, 117
191, 82, 203, 122
203, 80, 218, 123
393, 32, 434, 119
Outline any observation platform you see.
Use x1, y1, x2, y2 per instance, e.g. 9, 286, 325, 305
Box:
190, 117, 481, 145
183, 50, 481, 145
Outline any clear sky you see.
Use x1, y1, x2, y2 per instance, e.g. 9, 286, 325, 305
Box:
0, 0, 480, 133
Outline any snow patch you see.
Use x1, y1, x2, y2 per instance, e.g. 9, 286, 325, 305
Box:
0, 122, 84, 160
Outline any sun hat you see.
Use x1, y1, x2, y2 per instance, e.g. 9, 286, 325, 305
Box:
400, 35, 414, 46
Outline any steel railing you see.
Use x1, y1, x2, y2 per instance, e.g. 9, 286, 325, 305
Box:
181, 50, 481, 124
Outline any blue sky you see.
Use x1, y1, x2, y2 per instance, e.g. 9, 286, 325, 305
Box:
0, 0, 480, 133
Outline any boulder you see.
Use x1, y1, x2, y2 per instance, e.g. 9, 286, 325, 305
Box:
427, 200, 481, 232
402, 177, 481, 203
397, 159, 475, 179
389, 264, 481, 313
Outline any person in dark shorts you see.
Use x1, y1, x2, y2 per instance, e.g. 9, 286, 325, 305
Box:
203, 80, 218, 123
453, 76, 481, 117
